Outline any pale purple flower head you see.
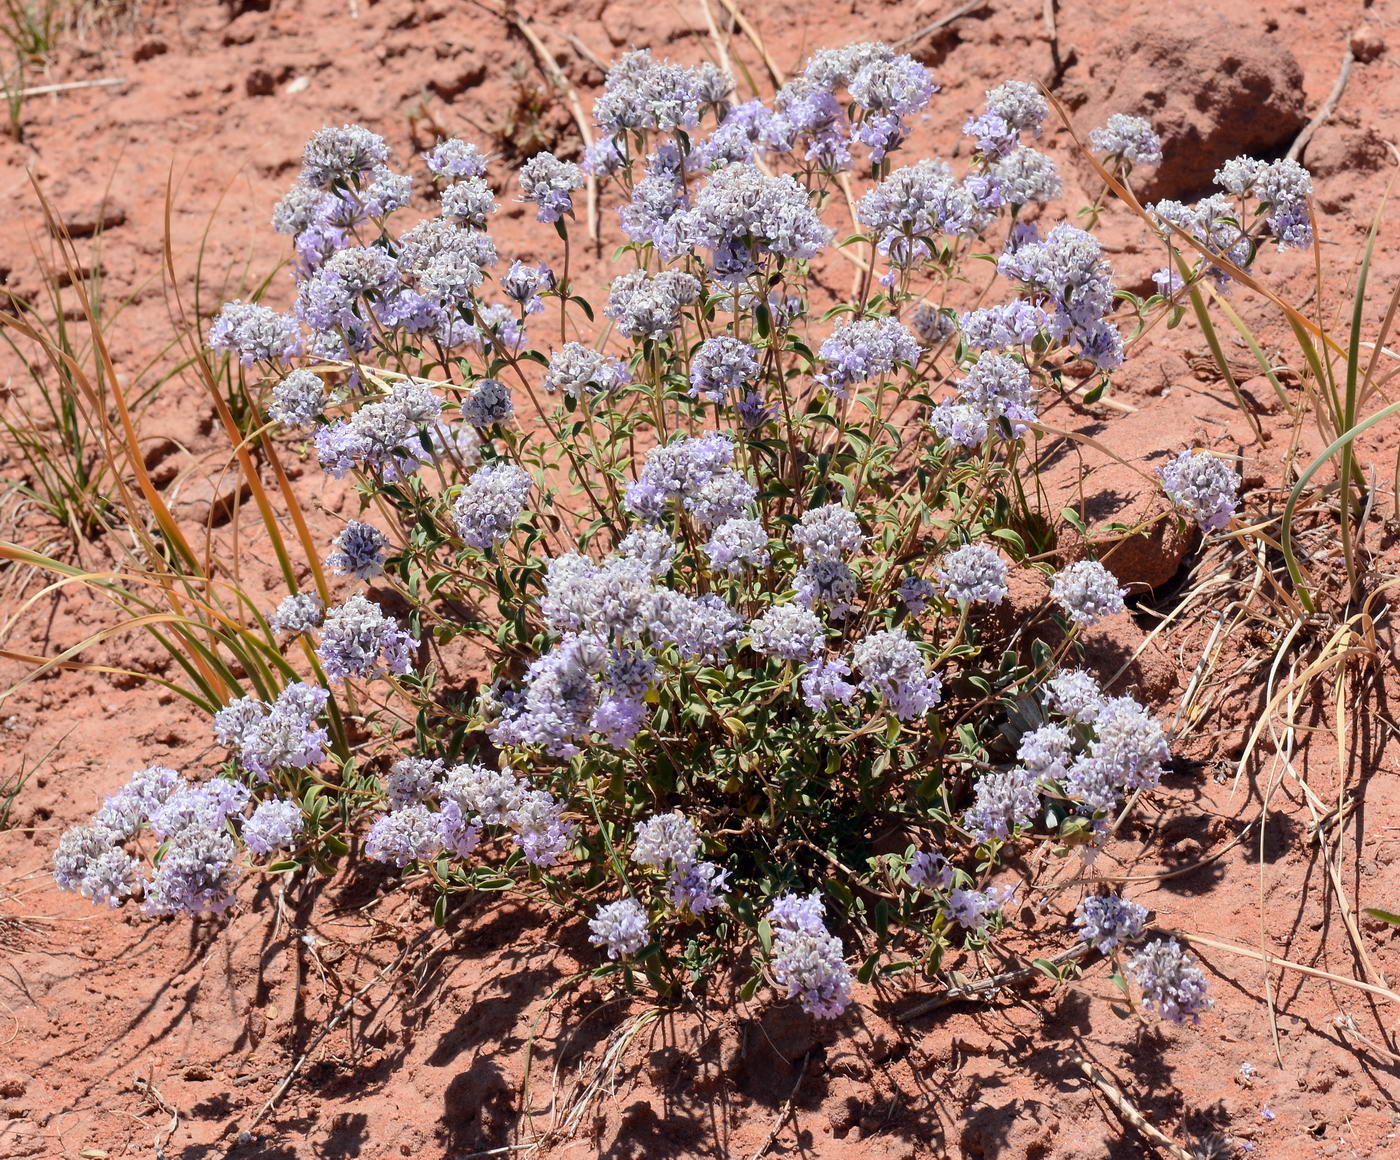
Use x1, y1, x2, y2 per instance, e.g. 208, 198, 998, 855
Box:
1129, 937, 1211, 1024
1051, 560, 1127, 625
937, 543, 1008, 605
243, 798, 305, 858
589, 897, 650, 959
852, 628, 941, 720
209, 301, 300, 366
518, 152, 583, 223
1159, 450, 1240, 532
453, 462, 532, 551
1089, 114, 1162, 167
317, 594, 416, 682
327, 520, 389, 579
1074, 894, 1149, 954
269, 369, 327, 428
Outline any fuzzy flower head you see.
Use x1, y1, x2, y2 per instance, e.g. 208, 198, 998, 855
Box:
766, 891, 853, 1019
631, 811, 701, 870
517, 152, 583, 223
605, 269, 701, 341
268, 592, 324, 636
1051, 560, 1127, 625
704, 516, 770, 573
964, 767, 1040, 842
544, 342, 631, 399
453, 461, 532, 551
269, 369, 327, 428
1159, 450, 1240, 532
1074, 894, 1149, 955
690, 336, 759, 402
425, 138, 489, 180
589, 897, 650, 959
1089, 114, 1162, 168
1129, 937, 1212, 1024
792, 503, 865, 560
209, 301, 300, 366
963, 80, 1046, 157
316, 594, 416, 682
852, 629, 941, 720
816, 316, 921, 398
937, 543, 1008, 605
908, 849, 954, 891
243, 798, 305, 858
327, 520, 389, 579
748, 602, 826, 661
301, 124, 391, 188
1044, 668, 1106, 723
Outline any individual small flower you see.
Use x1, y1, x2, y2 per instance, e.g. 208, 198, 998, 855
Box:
589, 897, 650, 959
1051, 560, 1128, 625
631, 811, 701, 870
690, 336, 759, 402
366, 803, 442, 866
816, 316, 921, 398
1129, 937, 1212, 1024
242, 798, 305, 858
946, 885, 1014, 932
461, 378, 514, 427
908, 849, 954, 891
1074, 894, 1149, 954
767, 892, 853, 1019
453, 462, 532, 551
800, 655, 857, 711
748, 602, 826, 661
268, 592, 324, 636
897, 574, 936, 614
518, 152, 583, 223
543, 342, 630, 399
668, 861, 729, 914
301, 124, 391, 188
1089, 114, 1162, 168
1044, 668, 1106, 723
424, 137, 489, 180
704, 517, 770, 573
326, 520, 390, 579
937, 543, 1008, 605
268, 369, 327, 427
852, 628, 941, 720
208, 301, 300, 366
317, 593, 416, 682
1159, 450, 1241, 532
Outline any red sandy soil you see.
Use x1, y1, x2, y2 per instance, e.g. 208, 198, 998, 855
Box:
3, 1, 1400, 1157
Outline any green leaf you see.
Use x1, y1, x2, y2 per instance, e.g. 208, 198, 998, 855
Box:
1364, 907, 1400, 926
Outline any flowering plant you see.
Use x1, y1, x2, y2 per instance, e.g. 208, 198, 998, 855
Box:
57, 44, 1301, 1024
